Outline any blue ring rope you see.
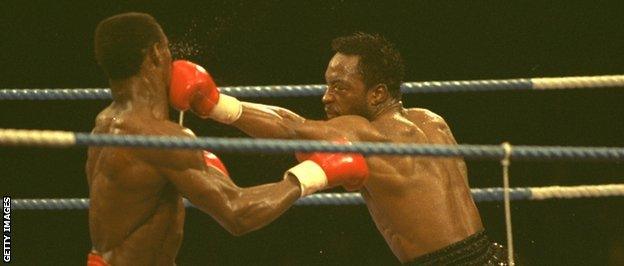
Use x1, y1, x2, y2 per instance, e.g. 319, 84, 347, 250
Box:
71, 134, 624, 161
2, 76, 622, 100
11, 187, 534, 210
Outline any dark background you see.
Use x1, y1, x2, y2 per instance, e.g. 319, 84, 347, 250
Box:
1, 1, 623, 265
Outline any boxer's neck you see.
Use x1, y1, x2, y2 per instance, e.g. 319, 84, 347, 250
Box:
109, 72, 169, 120
370, 100, 403, 121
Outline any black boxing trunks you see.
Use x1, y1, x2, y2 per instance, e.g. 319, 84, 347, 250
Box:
406, 230, 509, 265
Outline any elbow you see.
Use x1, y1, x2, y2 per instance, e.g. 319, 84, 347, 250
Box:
227, 226, 250, 237
194, 199, 253, 236
223, 215, 254, 236
222, 201, 272, 236
224, 224, 246, 237
217, 203, 250, 236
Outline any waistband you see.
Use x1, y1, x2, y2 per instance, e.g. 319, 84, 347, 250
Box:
407, 230, 508, 265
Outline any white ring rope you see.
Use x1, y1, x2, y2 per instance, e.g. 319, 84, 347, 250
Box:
0, 128, 75, 146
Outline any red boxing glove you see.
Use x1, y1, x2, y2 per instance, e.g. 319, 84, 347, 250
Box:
285, 145, 369, 197
169, 60, 219, 113
203, 150, 229, 176
294, 138, 350, 162
181, 128, 229, 176
307, 152, 368, 191
169, 60, 242, 123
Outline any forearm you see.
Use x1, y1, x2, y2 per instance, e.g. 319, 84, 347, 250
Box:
232, 102, 305, 139
227, 176, 301, 235
171, 166, 300, 236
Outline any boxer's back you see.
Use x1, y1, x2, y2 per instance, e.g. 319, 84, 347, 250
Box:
86, 106, 185, 265
361, 108, 483, 262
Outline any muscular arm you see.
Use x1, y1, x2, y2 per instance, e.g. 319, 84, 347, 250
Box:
232, 102, 378, 141
149, 148, 301, 236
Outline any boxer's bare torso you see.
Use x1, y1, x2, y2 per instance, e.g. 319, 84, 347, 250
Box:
87, 106, 190, 265
359, 107, 482, 262
234, 105, 482, 263
87, 99, 301, 265
89, 13, 303, 265
230, 52, 483, 263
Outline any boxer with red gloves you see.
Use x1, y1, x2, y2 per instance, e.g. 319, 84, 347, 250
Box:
176, 33, 497, 264
169, 60, 370, 195
185, 128, 369, 196
89, 13, 371, 265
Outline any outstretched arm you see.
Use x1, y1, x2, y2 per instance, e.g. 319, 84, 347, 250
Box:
150, 148, 301, 236
232, 102, 377, 141
232, 102, 311, 139
168, 60, 375, 141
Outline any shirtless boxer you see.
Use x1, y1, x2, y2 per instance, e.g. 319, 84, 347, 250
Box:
87, 13, 366, 265
175, 33, 508, 264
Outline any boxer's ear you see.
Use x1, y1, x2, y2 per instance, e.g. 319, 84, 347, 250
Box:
368, 83, 389, 106
149, 42, 165, 66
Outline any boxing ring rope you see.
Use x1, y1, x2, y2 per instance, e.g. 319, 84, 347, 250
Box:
1, 74, 623, 100
11, 184, 624, 210
3, 72, 622, 264
1, 128, 624, 161
3, 128, 622, 264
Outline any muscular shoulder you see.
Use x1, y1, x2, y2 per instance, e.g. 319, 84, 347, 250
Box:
326, 115, 384, 141
404, 108, 459, 144
326, 115, 372, 127
120, 116, 188, 137
115, 119, 201, 170
404, 108, 447, 126
295, 115, 383, 141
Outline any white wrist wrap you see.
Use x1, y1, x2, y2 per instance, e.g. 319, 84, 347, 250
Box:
284, 160, 328, 197
210, 94, 242, 124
